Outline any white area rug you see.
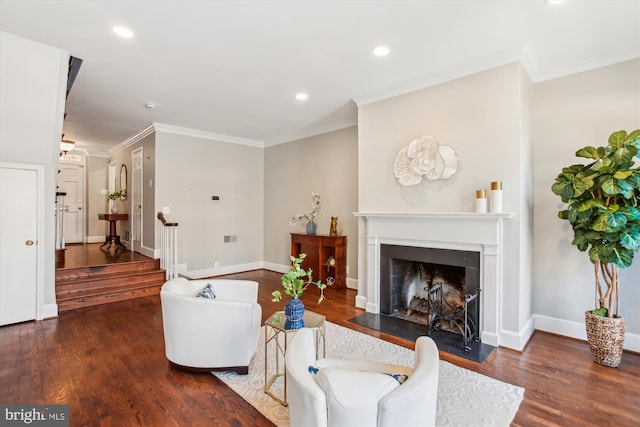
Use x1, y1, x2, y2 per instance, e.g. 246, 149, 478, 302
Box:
214, 322, 524, 426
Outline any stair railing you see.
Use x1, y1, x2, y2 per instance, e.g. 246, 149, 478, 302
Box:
157, 212, 179, 280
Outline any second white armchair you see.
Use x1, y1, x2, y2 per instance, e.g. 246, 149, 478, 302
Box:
286, 327, 439, 427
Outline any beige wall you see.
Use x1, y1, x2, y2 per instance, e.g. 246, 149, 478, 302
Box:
533, 58, 640, 338
108, 132, 156, 249
155, 131, 264, 275
357, 62, 534, 345
263, 126, 358, 282
86, 155, 109, 238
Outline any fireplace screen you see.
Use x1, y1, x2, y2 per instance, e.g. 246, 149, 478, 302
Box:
379, 245, 481, 351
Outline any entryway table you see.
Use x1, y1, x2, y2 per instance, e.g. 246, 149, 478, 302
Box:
98, 213, 128, 249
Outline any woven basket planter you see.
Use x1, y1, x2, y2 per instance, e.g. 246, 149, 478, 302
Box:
584, 310, 625, 368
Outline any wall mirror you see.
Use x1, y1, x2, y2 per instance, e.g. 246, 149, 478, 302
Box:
120, 164, 128, 200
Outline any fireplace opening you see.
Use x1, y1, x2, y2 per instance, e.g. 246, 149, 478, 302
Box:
380, 244, 481, 350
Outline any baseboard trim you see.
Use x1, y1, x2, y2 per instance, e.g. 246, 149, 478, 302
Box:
262, 262, 288, 274
534, 314, 639, 353
185, 261, 264, 279
499, 316, 535, 351
38, 303, 58, 320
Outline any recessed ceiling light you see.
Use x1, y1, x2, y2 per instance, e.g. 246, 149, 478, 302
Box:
545, 0, 565, 4
296, 92, 309, 101
372, 46, 390, 57
145, 102, 156, 109
113, 26, 134, 38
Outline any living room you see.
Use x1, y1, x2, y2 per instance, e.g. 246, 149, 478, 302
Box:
1, 1, 639, 425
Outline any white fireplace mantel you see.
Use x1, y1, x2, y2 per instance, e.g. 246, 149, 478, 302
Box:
354, 211, 514, 347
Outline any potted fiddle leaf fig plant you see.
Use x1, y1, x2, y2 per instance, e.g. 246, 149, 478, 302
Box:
272, 254, 327, 329
551, 129, 640, 367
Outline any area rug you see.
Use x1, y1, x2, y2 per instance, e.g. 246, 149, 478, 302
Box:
214, 322, 524, 426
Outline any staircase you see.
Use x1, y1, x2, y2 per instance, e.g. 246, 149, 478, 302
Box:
56, 257, 166, 311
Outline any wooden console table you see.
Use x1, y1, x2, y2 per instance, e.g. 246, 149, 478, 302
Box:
291, 233, 347, 289
99, 213, 128, 249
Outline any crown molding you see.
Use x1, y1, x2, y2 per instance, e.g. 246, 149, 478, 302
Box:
108, 124, 155, 156
263, 118, 358, 147
153, 122, 264, 147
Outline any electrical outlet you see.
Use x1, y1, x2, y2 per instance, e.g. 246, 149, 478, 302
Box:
162, 206, 170, 214
214, 261, 220, 268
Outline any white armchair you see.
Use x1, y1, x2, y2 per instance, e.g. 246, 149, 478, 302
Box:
286, 328, 439, 427
160, 277, 262, 374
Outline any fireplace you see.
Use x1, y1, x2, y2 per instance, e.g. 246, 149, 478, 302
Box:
354, 212, 513, 348
380, 244, 481, 350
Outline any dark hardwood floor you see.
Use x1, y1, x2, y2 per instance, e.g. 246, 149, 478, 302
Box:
59, 242, 155, 268
2, 254, 639, 426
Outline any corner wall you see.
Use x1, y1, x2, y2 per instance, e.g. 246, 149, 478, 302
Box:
532, 58, 640, 350
154, 130, 264, 277
263, 126, 359, 283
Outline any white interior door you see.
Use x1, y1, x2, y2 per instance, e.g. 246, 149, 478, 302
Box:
0, 166, 37, 325
57, 163, 85, 243
132, 148, 143, 253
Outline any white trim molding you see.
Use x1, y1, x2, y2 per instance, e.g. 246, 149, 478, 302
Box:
354, 211, 515, 348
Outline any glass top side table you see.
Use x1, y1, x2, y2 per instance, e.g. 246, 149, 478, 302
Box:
264, 310, 326, 406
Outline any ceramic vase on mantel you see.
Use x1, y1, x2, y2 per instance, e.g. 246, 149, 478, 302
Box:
306, 220, 316, 235
284, 297, 305, 330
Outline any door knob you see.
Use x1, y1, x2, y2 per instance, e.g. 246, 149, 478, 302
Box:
25, 240, 34, 246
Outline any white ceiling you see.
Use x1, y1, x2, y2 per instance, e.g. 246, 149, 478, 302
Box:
1, 0, 639, 153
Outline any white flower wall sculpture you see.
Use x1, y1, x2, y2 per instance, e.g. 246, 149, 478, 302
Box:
394, 135, 459, 185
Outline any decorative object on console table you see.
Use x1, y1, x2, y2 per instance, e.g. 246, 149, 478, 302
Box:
107, 189, 126, 214
329, 216, 338, 236
271, 254, 327, 330
306, 220, 316, 236
291, 233, 347, 289
290, 192, 320, 235
551, 129, 640, 367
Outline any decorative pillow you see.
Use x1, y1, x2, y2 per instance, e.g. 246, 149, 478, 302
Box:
196, 283, 216, 299
308, 366, 409, 384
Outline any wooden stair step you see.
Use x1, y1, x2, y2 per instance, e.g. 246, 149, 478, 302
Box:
56, 259, 160, 283
57, 283, 163, 312
56, 270, 166, 297
55, 253, 167, 312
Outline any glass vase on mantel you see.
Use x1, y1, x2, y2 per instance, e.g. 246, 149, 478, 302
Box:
306, 220, 316, 235
284, 297, 305, 329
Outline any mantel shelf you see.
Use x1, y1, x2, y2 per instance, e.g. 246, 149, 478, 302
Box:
353, 212, 514, 219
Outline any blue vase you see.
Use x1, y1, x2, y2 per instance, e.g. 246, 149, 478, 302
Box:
284, 297, 305, 330
306, 220, 316, 235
